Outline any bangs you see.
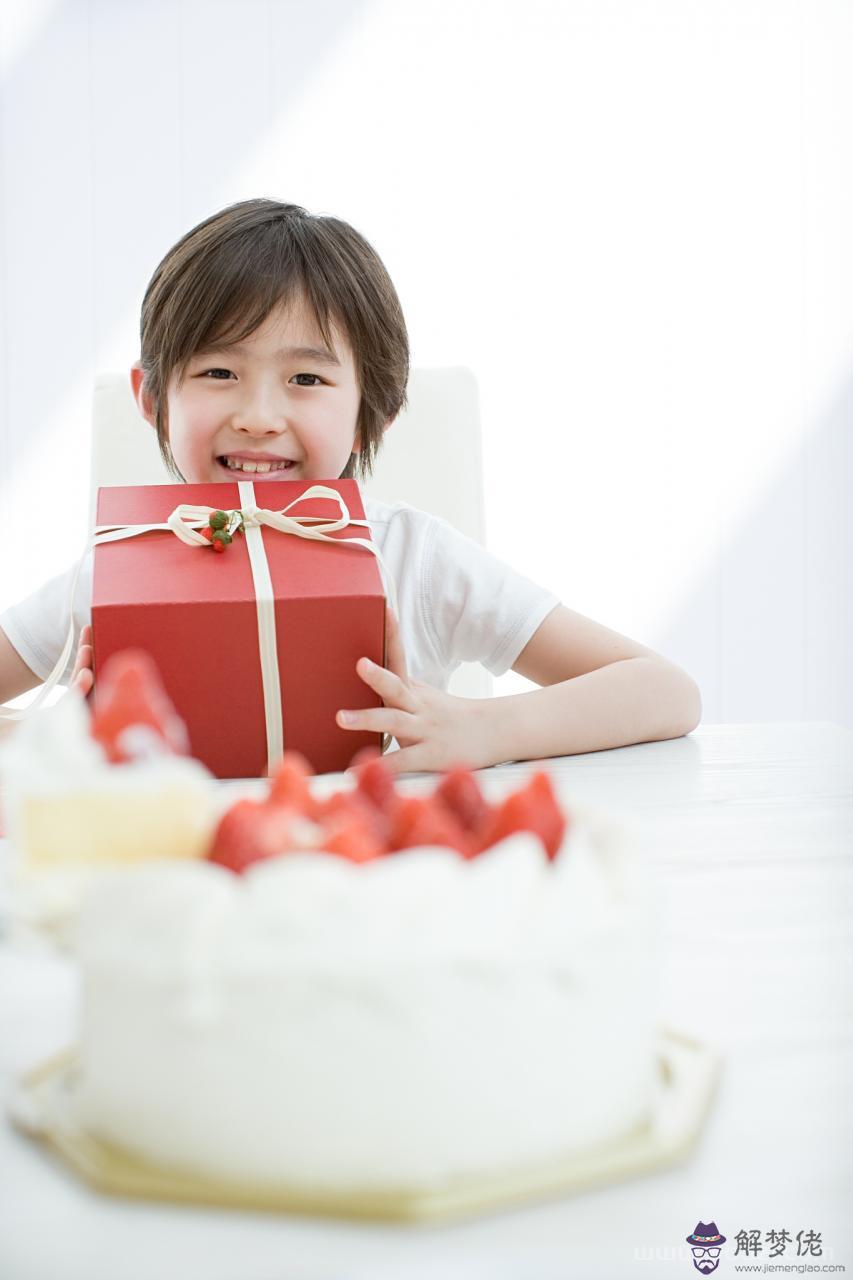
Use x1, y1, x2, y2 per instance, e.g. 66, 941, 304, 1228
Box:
169, 225, 337, 378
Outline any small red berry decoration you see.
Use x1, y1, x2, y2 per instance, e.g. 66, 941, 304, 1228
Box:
201, 509, 244, 551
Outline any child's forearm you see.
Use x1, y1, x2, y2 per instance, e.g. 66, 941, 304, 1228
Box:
479, 657, 702, 766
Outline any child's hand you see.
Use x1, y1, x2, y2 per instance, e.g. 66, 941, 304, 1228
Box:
70, 624, 94, 697
337, 610, 492, 774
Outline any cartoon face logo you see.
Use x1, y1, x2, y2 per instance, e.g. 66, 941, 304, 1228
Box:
686, 1222, 727, 1273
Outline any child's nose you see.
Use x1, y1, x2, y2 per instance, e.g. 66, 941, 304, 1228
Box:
232, 384, 289, 435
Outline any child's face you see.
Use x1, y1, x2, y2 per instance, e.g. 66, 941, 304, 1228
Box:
158, 296, 361, 484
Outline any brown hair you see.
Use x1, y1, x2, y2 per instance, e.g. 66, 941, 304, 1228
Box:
138, 198, 410, 480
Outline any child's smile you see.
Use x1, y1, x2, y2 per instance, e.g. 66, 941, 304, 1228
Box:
161, 296, 362, 485
217, 453, 298, 477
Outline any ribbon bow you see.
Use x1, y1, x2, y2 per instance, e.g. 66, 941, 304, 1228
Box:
161, 484, 365, 548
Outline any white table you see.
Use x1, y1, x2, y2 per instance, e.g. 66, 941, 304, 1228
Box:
1, 723, 851, 1280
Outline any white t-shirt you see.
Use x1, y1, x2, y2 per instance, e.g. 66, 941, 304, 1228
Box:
0, 499, 560, 691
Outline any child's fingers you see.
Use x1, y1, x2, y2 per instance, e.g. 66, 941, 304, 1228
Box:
355, 655, 416, 711
380, 743, 431, 775
70, 625, 94, 696
71, 625, 94, 677
72, 643, 94, 679
336, 704, 416, 739
384, 608, 409, 682
73, 667, 94, 697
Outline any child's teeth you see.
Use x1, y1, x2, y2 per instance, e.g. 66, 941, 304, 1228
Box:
223, 457, 292, 471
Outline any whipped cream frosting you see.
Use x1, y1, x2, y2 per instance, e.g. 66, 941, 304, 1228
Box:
74, 812, 660, 1190
1, 691, 211, 797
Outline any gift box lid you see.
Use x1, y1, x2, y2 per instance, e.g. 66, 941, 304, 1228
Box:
93, 480, 385, 606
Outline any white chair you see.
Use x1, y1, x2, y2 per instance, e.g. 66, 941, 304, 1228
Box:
90, 368, 492, 698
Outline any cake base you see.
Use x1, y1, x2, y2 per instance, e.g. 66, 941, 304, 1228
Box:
9, 1029, 720, 1223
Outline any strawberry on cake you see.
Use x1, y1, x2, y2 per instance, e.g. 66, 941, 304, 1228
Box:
1, 652, 215, 930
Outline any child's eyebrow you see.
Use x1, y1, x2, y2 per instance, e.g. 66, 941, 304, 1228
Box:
281, 345, 341, 366
195, 342, 341, 366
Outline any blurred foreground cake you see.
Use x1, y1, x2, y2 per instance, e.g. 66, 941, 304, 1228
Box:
4, 652, 660, 1194
72, 754, 659, 1192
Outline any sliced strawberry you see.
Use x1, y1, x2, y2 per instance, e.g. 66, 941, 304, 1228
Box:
389, 795, 475, 858
434, 767, 490, 833
318, 790, 391, 851
477, 770, 566, 860
268, 751, 319, 817
351, 752, 397, 812
525, 771, 567, 859
90, 649, 189, 763
208, 799, 312, 874
321, 815, 385, 863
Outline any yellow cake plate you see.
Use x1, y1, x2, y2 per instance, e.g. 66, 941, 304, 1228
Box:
9, 1029, 720, 1223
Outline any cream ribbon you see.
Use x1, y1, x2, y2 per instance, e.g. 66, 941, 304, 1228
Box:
1, 484, 397, 773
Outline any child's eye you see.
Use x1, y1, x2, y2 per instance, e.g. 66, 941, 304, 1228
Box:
291, 373, 323, 387
201, 368, 235, 380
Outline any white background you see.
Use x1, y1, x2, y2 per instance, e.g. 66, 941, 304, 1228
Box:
0, 0, 850, 724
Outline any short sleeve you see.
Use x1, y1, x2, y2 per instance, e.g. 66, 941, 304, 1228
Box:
422, 517, 560, 677
0, 554, 92, 683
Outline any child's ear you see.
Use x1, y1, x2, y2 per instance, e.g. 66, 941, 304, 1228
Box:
130, 363, 157, 430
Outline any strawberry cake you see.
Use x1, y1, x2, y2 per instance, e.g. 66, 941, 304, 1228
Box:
71, 752, 659, 1194
5, 653, 659, 1194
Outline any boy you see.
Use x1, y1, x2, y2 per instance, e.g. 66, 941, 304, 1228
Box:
0, 199, 701, 771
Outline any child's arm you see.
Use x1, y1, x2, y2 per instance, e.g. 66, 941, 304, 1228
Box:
492, 604, 701, 760
0, 629, 41, 705
0, 630, 39, 742
337, 606, 701, 773
0, 624, 94, 724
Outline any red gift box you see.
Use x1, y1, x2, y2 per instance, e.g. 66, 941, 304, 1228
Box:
92, 480, 386, 778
